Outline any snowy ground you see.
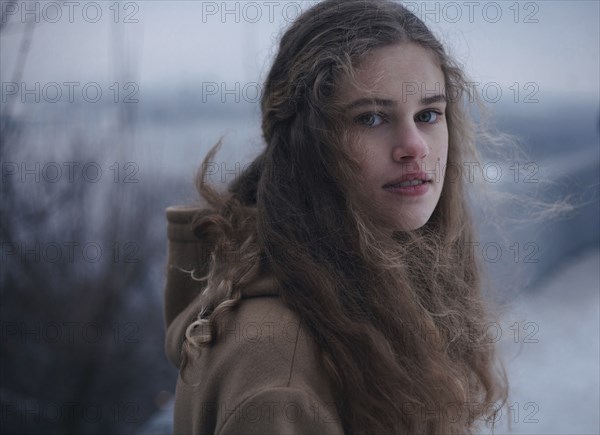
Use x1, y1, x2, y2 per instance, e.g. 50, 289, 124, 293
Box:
492, 248, 600, 435
138, 248, 600, 435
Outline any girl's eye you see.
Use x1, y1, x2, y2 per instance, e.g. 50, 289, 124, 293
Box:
416, 110, 441, 124
354, 112, 386, 128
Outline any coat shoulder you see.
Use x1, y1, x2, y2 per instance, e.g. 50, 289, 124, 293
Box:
173, 296, 343, 434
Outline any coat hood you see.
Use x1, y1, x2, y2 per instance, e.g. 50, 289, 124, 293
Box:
163, 205, 279, 368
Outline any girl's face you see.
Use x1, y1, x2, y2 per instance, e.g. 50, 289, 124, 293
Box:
336, 42, 448, 231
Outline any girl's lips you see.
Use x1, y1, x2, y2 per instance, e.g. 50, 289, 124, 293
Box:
383, 180, 430, 196
382, 171, 431, 188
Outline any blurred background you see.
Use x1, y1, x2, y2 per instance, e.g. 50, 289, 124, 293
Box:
0, 1, 598, 434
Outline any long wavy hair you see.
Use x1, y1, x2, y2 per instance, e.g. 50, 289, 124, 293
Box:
182, 0, 509, 433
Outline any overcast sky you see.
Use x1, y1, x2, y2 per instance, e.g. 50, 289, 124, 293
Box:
1, 1, 599, 104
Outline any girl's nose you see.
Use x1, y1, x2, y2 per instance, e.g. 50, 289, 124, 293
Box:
391, 122, 429, 162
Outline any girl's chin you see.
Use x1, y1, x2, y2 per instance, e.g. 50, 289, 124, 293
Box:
386, 209, 433, 232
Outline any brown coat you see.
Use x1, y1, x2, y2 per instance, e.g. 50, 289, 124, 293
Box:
164, 206, 345, 434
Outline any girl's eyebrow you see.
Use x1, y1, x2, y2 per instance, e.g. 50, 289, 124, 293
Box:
344, 94, 447, 111
421, 94, 447, 105
344, 98, 395, 111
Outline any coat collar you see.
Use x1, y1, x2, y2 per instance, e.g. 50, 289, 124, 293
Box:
165, 204, 280, 299
164, 204, 281, 367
